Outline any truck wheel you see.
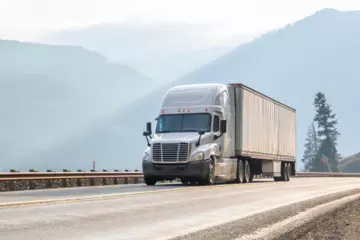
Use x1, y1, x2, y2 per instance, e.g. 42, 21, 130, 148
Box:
144, 177, 157, 186
236, 159, 244, 183
201, 158, 215, 185
243, 160, 251, 183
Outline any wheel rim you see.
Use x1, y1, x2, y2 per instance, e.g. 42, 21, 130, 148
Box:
238, 161, 244, 183
244, 161, 250, 182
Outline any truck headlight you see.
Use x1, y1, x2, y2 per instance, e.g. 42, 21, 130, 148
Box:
190, 152, 204, 161
143, 152, 151, 162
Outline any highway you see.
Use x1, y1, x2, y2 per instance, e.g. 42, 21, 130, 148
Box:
0, 182, 183, 204
1, 178, 360, 240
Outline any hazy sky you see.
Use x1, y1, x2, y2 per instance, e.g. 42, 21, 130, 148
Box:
1, 0, 360, 41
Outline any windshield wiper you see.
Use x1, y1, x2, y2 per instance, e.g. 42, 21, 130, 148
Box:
182, 129, 202, 132
156, 130, 171, 133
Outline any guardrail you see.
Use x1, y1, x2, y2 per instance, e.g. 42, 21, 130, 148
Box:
1, 170, 360, 192
0, 170, 143, 192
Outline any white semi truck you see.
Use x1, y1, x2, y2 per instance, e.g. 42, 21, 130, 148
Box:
142, 83, 296, 186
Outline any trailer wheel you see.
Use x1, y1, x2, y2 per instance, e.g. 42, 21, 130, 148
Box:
243, 160, 251, 183
235, 160, 244, 183
145, 177, 157, 186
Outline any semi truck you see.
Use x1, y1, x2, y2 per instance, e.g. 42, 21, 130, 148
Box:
142, 83, 296, 186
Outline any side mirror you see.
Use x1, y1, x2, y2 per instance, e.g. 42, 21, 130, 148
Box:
196, 131, 206, 147
220, 120, 227, 134
146, 122, 152, 135
143, 122, 152, 147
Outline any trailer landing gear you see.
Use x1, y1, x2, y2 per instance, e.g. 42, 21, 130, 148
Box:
274, 162, 291, 182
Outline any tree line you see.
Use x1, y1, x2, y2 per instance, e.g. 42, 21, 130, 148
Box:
301, 92, 341, 172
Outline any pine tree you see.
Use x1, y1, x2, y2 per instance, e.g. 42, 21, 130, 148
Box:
311, 137, 339, 172
313, 92, 340, 144
313, 92, 340, 172
301, 123, 319, 171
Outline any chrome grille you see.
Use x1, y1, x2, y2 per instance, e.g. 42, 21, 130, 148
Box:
152, 143, 189, 162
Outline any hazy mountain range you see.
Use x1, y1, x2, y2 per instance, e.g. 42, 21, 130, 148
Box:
12, 8, 360, 171
40, 22, 261, 83
0, 40, 152, 168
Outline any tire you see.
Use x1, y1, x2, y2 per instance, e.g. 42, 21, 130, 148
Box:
243, 160, 251, 183
201, 158, 215, 185
236, 160, 244, 183
145, 177, 156, 186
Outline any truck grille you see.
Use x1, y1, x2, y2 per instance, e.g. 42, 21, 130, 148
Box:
152, 143, 189, 162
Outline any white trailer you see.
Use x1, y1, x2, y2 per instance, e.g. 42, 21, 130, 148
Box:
142, 83, 296, 185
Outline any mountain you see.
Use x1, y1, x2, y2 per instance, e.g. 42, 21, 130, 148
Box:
339, 152, 360, 172
0, 40, 152, 169
23, 8, 360, 171
40, 22, 261, 83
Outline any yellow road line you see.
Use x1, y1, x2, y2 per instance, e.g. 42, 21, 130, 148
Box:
0, 181, 277, 209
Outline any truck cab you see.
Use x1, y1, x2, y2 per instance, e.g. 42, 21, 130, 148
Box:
142, 83, 231, 185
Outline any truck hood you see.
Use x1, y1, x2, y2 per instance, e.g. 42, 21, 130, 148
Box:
153, 132, 199, 143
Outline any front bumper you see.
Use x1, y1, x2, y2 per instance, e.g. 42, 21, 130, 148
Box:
142, 159, 210, 180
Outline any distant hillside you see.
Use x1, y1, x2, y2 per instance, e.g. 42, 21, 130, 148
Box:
24, 8, 360, 171
40, 22, 260, 83
339, 152, 360, 172
0, 40, 152, 169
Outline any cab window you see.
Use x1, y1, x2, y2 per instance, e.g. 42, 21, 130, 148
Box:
213, 115, 220, 132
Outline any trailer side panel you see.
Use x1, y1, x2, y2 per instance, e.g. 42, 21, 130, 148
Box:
235, 85, 296, 162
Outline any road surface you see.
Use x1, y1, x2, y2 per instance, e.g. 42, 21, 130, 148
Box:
0, 182, 183, 204
1, 178, 360, 240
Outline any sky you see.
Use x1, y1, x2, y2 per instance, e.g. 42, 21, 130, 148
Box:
1, 0, 360, 41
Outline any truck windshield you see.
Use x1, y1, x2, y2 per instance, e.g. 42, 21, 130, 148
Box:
155, 113, 211, 133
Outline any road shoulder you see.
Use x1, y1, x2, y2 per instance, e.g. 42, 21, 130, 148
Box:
277, 194, 360, 240
169, 188, 360, 240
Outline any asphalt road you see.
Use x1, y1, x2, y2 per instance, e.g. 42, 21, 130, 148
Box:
1, 178, 360, 240
0, 182, 183, 204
